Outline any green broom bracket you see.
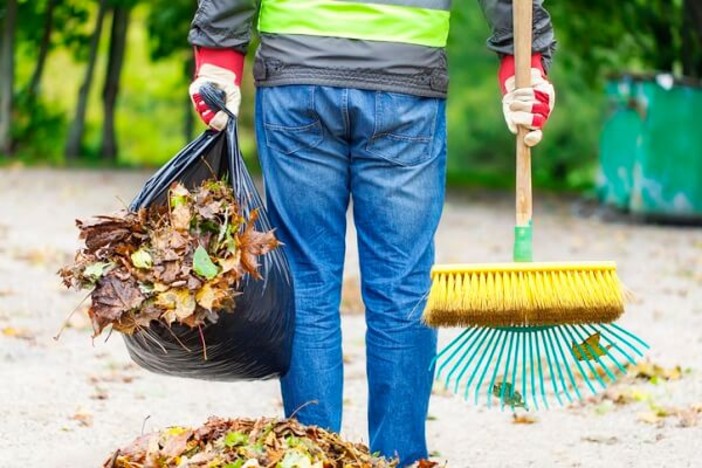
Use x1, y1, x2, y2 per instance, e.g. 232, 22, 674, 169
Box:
513, 222, 533, 262
494, 325, 556, 332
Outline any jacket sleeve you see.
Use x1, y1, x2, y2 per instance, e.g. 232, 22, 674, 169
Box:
477, 0, 556, 70
188, 0, 259, 53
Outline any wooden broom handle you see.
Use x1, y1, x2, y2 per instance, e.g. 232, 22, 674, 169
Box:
514, 0, 533, 226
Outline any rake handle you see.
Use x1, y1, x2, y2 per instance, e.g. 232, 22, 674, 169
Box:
513, 0, 534, 261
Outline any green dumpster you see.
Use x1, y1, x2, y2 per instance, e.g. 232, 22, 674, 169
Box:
597, 74, 702, 221
596, 79, 643, 210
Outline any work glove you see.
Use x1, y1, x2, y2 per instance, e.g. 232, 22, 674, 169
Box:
498, 53, 555, 147
189, 47, 245, 131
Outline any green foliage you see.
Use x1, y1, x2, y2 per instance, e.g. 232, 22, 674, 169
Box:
9, 90, 67, 163
146, 0, 193, 61
8, 0, 699, 190
445, 2, 603, 191
548, 0, 702, 79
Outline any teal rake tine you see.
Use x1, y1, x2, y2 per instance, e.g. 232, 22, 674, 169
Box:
462, 328, 501, 401
609, 322, 650, 350
499, 330, 518, 411
486, 329, 512, 409
604, 323, 650, 357
511, 331, 523, 410
463, 328, 502, 404
589, 323, 640, 365
585, 323, 637, 366
523, 330, 534, 410
451, 327, 495, 393
472, 329, 505, 405
431, 328, 469, 372
531, 330, 548, 409
498, 330, 517, 411
433, 327, 478, 377
444, 330, 481, 392
563, 325, 608, 390
443, 328, 486, 392
571, 325, 619, 383
555, 325, 598, 395
543, 327, 573, 404
563, 326, 607, 390
431, 321, 648, 409
577, 324, 627, 374
548, 327, 582, 401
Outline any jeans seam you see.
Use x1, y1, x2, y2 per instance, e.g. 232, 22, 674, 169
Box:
342, 88, 350, 141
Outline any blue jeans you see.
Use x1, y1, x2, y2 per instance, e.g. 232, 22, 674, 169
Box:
255, 85, 446, 466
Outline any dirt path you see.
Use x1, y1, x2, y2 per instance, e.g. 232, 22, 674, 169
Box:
1, 167, 700, 467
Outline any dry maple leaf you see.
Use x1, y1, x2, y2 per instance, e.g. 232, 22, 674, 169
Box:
89, 273, 145, 334
62, 178, 281, 338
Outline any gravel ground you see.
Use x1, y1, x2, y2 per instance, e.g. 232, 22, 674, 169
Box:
1, 167, 701, 467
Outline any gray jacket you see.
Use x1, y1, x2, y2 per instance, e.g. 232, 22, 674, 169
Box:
188, 0, 555, 98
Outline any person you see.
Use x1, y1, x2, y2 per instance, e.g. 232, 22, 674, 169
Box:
187, 1, 555, 465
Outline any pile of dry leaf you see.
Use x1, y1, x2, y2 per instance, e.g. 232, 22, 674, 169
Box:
104, 417, 398, 468
59, 179, 280, 337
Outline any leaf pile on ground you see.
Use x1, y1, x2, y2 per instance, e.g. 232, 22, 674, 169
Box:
59, 180, 280, 337
104, 416, 398, 468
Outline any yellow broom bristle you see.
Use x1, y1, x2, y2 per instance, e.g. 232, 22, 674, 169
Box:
423, 261, 625, 328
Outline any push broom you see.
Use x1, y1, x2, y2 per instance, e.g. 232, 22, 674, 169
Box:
423, 0, 648, 410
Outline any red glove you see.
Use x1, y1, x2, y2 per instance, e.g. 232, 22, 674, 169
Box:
189, 47, 245, 131
498, 53, 555, 147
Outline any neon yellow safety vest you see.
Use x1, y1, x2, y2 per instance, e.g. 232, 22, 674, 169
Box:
258, 0, 452, 48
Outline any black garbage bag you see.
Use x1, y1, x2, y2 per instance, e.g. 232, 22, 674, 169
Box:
122, 86, 294, 381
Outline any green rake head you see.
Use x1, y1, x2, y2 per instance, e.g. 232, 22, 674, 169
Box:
432, 322, 649, 410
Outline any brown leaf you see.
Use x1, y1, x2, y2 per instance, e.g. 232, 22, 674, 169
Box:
678, 408, 699, 428
70, 411, 93, 427
90, 273, 145, 334
77, 212, 145, 251
171, 203, 192, 232
218, 251, 242, 274
161, 429, 194, 458
417, 460, 439, 468
156, 261, 181, 284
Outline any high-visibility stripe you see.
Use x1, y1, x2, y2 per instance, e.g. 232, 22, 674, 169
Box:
341, 0, 451, 9
258, 0, 450, 48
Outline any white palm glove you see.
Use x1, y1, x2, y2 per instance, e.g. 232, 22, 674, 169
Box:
499, 54, 555, 147
189, 48, 245, 131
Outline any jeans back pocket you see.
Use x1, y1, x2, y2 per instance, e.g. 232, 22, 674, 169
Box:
261, 86, 323, 155
366, 92, 440, 166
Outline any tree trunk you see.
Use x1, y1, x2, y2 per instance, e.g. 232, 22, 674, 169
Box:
64, 0, 108, 160
0, 0, 18, 155
682, 0, 702, 78
101, 5, 130, 161
28, 0, 58, 97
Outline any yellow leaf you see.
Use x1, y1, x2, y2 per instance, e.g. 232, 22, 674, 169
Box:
630, 388, 651, 403
130, 248, 153, 269
196, 283, 217, 311
153, 282, 169, 293
1, 326, 33, 340
156, 288, 196, 320
632, 361, 683, 382
571, 332, 612, 361
512, 413, 538, 424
